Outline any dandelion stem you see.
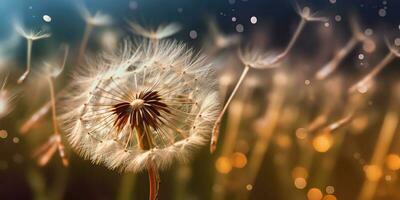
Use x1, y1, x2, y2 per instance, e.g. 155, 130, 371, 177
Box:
349, 52, 395, 93
47, 76, 59, 135
18, 39, 33, 84
78, 23, 94, 64
276, 18, 306, 61
148, 161, 160, 200
210, 65, 250, 153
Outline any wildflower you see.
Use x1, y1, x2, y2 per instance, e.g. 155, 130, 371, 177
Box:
15, 23, 51, 84
60, 39, 219, 172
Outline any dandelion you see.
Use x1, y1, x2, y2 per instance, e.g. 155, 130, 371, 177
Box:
209, 6, 326, 153
0, 74, 18, 118
33, 44, 70, 166
77, 5, 112, 64
59, 39, 219, 199
15, 23, 51, 84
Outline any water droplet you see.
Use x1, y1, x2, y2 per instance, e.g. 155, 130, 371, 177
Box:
324, 22, 330, 27
232, 17, 237, 22
235, 24, 244, 32
189, 30, 198, 39
395, 38, 400, 46
43, 15, 51, 22
364, 28, 373, 36
13, 137, 20, 143
378, 9, 386, 17
358, 53, 365, 60
250, 16, 257, 24
334, 15, 342, 22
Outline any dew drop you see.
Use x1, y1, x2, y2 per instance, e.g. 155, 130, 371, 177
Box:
378, 9, 386, 17
189, 30, 198, 39
250, 16, 257, 24
43, 15, 51, 22
235, 24, 244, 32
334, 15, 342, 22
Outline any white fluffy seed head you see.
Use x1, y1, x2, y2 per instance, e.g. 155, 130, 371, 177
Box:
59, 39, 220, 172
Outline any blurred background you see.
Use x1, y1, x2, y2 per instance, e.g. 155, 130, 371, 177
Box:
1, 0, 400, 200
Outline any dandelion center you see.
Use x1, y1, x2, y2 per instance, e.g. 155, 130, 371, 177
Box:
111, 90, 170, 149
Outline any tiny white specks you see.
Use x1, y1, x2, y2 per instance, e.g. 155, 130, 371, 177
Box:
189, 30, 198, 39
378, 9, 386, 17
235, 24, 244, 32
250, 16, 257, 24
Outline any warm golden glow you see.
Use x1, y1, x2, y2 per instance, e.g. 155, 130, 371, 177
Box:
231, 152, 247, 168
313, 133, 333, 153
307, 188, 323, 200
216, 156, 232, 174
386, 154, 400, 170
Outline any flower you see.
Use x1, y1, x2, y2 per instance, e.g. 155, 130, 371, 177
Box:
128, 22, 182, 40
60, 39, 220, 172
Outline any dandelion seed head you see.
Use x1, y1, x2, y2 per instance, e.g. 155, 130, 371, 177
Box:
60, 39, 219, 172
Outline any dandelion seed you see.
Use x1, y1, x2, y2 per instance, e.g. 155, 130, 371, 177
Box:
31, 44, 70, 167
207, 17, 240, 51
210, 6, 325, 153
349, 40, 400, 93
128, 22, 182, 41
315, 18, 371, 80
14, 23, 51, 84
77, 5, 112, 64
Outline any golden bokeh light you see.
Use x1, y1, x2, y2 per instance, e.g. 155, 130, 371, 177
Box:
231, 152, 247, 168
307, 188, 323, 200
312, 133, 333, 153
294, 177, 307, 189
386, 154, 400, 170
364, 164, 382, 181
215, 156, 232, 174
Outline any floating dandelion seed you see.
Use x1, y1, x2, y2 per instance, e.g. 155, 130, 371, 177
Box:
15, 23, 51, 84
210, 6, 326, 153
128, 22, 182, 41
77, 5, 112, 64
0, 74, 18, 119
349, 39, 400, 93
33, 44, 70, 167
315, 17, 372, 80
206, 17, 241, 53
60, 39, 219, 199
